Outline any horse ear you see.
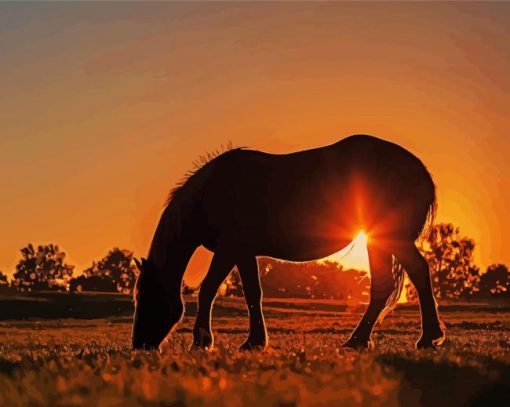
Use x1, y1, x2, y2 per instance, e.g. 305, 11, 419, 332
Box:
134, 257, 143, 271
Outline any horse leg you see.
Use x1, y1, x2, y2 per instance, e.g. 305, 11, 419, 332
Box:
192, 250, 235, 350
343, 245, 394, 349
394, 243, 445, 349
237, 256, 268, 350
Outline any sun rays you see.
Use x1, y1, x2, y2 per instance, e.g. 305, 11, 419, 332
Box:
324, 230, 370, 271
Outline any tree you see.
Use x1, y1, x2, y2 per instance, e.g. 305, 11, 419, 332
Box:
478, 264, 509, 299
405, 224, 480, 301
0, 271, 8, 286
69, 275, 117, 293
182, 282, 197, 296
71, 248, 137, 294
221, 258, 369, 301
222, 268, 243, 297
12, 244, 74, 291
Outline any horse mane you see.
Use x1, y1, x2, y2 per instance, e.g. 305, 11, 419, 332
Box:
165, 141, 241, 207
133, 143, 243, 303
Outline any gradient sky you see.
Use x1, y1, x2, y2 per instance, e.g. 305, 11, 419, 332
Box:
1, 2, 509, 286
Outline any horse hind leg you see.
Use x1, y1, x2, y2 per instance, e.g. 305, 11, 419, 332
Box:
343, 245, 395, 349
237, 256, 268, 350
394, 242, 445, 349
192, 250, 235, 350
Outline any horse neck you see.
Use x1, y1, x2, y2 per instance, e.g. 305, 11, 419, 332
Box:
148, 208, 197, 293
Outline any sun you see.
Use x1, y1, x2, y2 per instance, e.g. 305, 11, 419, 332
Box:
324, 230, 370, 271
355, 230, 368, 246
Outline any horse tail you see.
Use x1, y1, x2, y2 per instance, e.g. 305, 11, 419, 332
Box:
379, 165, 437, 321
411, 163, 438, 244
377, 259, 405, 322
418, 177, 438, 242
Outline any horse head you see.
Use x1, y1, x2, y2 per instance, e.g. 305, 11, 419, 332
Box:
131, 258, 183, 350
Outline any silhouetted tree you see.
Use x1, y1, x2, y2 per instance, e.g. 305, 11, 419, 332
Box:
405, 224, 480, 301
477, 264, 509, 299
0, 271, 8, 286
182, 282, 197, 296
12, 244, 74, 291
70, 248, 136, 294
222, 268, 243, 297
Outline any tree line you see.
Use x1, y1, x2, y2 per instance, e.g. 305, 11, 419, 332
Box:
0, 244, 137, 294
405, 223, 509, 301
0, 223, 508, 301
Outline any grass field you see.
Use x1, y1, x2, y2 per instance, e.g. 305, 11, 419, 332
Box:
0, 297, 509, 406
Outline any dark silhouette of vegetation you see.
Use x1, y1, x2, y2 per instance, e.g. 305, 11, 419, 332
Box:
182, 283, 197, 296
69, 275, 117, 293
478, 264, 509, 299
4, 226, 509, 304
0, 271, 8, 286
223, 259, 369, 301
12, 244, 74, 292
405, 223, 480, 301
70, 248, 137, 294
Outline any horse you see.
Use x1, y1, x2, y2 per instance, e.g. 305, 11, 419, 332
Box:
132, 134, 445, 351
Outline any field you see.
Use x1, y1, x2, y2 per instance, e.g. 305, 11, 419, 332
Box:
0, 296, 509, 406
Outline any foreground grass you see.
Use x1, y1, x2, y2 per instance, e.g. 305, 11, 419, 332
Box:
0, 302, 509, 406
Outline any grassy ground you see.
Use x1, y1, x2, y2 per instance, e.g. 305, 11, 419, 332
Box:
0, 298, 509, 406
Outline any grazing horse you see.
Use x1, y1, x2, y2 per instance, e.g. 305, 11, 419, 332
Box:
132, 135, 445, 351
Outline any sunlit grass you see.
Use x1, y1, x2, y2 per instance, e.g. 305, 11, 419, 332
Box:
0, 302, 508, 406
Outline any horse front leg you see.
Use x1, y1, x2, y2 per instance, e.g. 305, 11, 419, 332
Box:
192, 250, 235, 350
237, 256, 268, 350
394, 243, 445, 349
343, 246, 394, 349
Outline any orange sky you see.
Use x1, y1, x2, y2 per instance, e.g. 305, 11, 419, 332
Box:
1, 2, 509, 286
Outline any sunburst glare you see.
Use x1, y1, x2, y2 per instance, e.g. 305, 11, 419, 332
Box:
324, 230, 370, 271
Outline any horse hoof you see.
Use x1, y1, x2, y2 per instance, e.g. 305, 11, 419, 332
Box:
416, 340, 438, 351
239, 340, 267, 351
190, 338, 213, 351
190, 342, 213, 352
191, 327, 213, 351
416, 332, 444, 350
342, 339, 374, 350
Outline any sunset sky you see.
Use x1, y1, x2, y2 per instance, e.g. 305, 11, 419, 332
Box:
1, 2, 509, 286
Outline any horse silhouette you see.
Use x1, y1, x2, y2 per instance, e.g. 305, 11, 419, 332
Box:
132, 135, 445, 351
